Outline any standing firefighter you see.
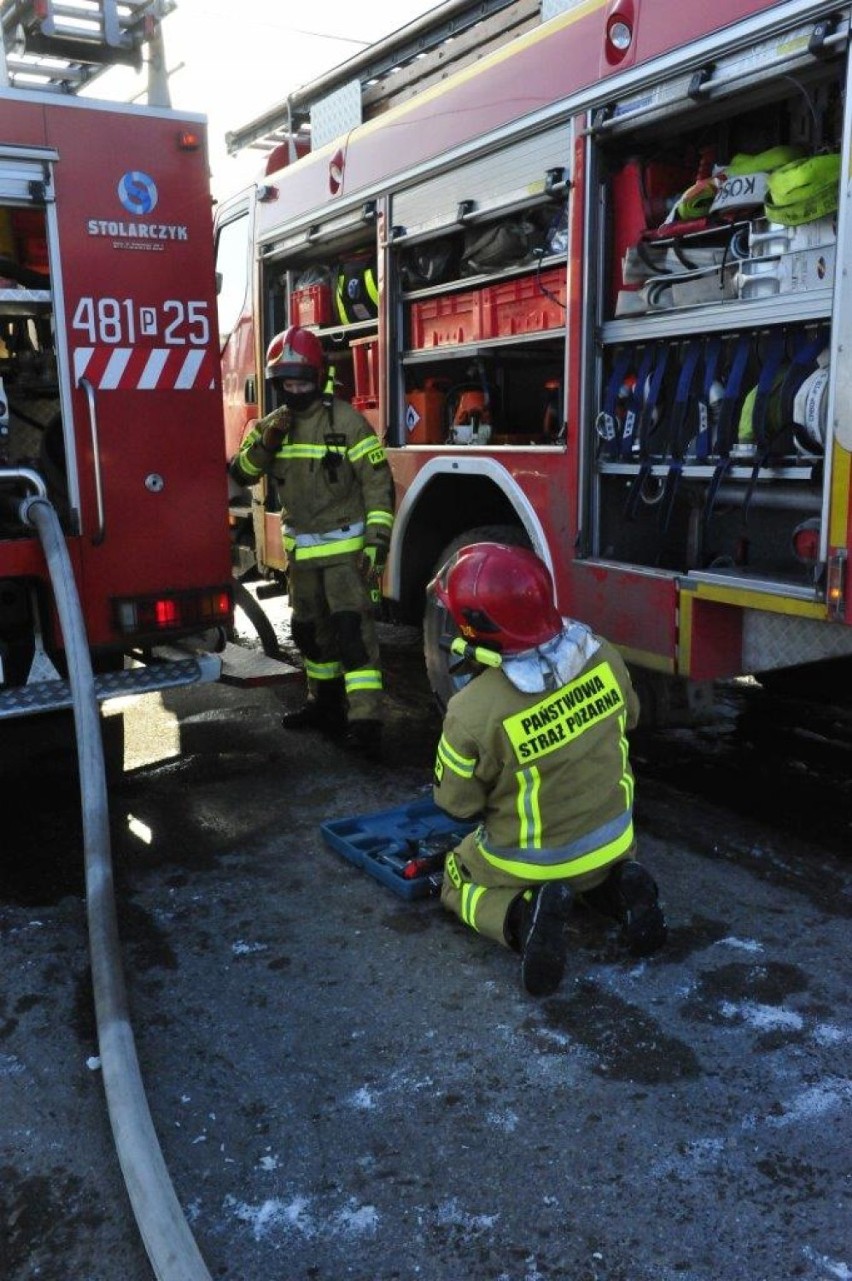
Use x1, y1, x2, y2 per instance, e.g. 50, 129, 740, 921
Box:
230, 326, 395, 759
429, 542, 666, 996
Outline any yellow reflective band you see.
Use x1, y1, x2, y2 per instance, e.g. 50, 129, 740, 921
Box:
437, 733, 476, 779
365, 270, 379, 306
618, 712, 634, 808
478, 821, 635, 882
238, 458, 265, 478
349, 437, 387, 467
461, 882, 486, 930
445, 851, 463, 889
344, 669, 382, 693
278, 444, 329, 460
516, 767, 543, 849
367, 510, 394, 529
293, 535, 365, 560
502, 661, 625, 764
305, 659, 343, 681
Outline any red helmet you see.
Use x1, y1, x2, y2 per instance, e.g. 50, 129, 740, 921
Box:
265, 326, 325, 381
430, 542, 562, 652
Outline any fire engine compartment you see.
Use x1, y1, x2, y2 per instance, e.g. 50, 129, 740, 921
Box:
0, 202, 66, 536
588, 39, 845, 599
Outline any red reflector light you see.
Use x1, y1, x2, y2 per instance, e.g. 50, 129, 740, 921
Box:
155, 597, 180, 627
112, 587, 233, 637
792, 518, 821, 565
178, 130, 202, 151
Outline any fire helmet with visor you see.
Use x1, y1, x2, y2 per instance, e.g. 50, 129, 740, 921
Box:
429, 542, 562, 653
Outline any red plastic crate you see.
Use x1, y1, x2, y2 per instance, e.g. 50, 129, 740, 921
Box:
353, 396, 381, 433
290, 283, 333, 327
409, 289, 484, 348
483, 268, 567, 337
351, 336, 379, 402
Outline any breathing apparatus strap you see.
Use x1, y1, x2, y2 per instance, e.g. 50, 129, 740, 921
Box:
658, 338, 703, 533
702, 333, 751, 541
596, 347, 634, 460
696, 336, 723, 463
623, 342, 670, 521
619, 345, 655, 460
741, 331, 787, 526
322, 364, 336, 427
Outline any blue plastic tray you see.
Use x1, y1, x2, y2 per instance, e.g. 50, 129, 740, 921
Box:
320, 795, 474, 900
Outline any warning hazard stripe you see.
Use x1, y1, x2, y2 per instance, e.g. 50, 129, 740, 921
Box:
73, 347, 215, 391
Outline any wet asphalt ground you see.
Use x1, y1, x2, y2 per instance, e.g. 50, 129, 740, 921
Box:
1, 595, 851, 1281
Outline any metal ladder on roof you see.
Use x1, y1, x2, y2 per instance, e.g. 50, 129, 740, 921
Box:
0, 0, 174, 99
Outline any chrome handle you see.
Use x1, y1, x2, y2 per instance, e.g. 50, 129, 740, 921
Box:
78, 376, 105, 545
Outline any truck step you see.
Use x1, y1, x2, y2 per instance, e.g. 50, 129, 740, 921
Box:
0, 656, 222, 722
217, 642, 302, 688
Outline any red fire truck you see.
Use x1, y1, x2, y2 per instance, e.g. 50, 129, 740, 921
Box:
1, 0, 234, 755
216, 0, 852, 717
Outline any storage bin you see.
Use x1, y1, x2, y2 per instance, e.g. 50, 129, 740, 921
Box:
409, 289, 484, 348
482, 267, 567, 337
290, 283, 333, 327
352, 396, 381, 434
351, 335, 378, 403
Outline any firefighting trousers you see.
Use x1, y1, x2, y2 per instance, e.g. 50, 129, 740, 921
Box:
441, 829, 636, 948
287, 557, 383, 723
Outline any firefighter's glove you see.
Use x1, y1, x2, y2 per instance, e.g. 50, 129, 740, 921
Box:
359, 543, 386, 582
261, 407, 293, 452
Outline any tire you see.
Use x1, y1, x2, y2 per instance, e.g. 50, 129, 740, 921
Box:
423, 524, 530, 713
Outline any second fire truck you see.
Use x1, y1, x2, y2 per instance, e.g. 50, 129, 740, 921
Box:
216, 0, 852, 716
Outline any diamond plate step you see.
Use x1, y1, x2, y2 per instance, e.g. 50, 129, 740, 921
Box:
0, 655, 221, 722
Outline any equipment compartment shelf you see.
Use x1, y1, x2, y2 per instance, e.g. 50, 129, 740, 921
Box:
597, 461, 820, 481
601, 288, 833, 344
401, 253, 568, 302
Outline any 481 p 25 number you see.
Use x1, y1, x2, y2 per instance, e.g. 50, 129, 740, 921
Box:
71, 297, 211, 346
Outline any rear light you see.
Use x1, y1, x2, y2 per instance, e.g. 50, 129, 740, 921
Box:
112, 587, 232, 637
826, 549, 847, 621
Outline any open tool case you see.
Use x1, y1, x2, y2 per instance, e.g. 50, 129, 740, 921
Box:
320, 796, 474, 900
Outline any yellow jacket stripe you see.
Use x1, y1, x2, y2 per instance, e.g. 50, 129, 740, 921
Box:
437, 733, 477, 779
477, 809, 634, 881
517, 767, 543, 849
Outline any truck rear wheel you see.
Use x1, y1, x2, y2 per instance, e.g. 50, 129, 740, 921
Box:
423, 524, 530, 712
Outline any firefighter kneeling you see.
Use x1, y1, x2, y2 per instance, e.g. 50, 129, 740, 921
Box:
430, 543, 666, 996
230, 326, 395, 760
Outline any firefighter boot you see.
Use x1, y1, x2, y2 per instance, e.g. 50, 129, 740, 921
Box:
599, 860, 667, 958
517, 881, 574, 997
281, 679, 347, 737
341, 718, 383, 762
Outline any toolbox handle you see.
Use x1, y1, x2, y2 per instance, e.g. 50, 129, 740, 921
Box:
78, 376, 106, 546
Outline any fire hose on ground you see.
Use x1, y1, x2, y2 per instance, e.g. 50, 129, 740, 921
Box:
14, 476, 213, 1281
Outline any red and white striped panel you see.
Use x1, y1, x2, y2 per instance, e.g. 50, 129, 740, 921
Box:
73, 347, 217, 391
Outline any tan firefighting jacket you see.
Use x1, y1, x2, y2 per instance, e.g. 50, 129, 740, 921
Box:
231, 397, 394, 569
433, 638, 639, 882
